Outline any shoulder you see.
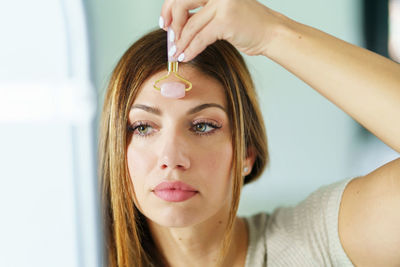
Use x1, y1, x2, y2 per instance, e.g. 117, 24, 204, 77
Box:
339, 157, 400, 266
245, 178, 356, 266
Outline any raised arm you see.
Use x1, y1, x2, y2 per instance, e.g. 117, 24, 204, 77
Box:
162, 0, 400, 153
265, 19, 400, 153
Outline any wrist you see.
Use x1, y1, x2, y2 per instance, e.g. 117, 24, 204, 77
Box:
261, 12, 302, 60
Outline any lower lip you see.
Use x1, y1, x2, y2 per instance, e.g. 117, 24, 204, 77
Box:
153, 189, 198, 202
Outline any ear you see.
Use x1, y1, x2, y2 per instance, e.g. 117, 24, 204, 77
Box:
243, 146, 256, 176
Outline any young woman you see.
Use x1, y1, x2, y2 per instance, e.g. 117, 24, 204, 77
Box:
99, 1, 400, 266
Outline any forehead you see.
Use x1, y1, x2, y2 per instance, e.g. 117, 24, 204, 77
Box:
133, 65, 227, 108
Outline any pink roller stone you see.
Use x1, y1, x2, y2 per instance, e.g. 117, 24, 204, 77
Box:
160, 82, 186, 99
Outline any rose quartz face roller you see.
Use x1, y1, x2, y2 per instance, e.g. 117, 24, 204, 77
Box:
153, 27, 192, 99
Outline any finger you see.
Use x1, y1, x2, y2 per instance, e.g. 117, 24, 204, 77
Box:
170, 4, 189, 41
169, 0, 208, 38
175, 6, 215, 58
172, 13, 195, 36
160, 0, 174, 30
180, 21, 218, 62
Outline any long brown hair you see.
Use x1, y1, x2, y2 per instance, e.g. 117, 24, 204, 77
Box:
99, 28, 269, 266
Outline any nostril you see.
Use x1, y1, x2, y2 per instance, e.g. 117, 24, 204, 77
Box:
160, 163, 187, 170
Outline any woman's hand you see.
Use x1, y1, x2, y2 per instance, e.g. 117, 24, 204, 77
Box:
161, 0, 400, 157
160, 0, 287, 62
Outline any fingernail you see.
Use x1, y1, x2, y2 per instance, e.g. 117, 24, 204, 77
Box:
168, 45, 177, 57
159, 16, 164, 29
169, 28, 175, 42
177, 53, 185, 62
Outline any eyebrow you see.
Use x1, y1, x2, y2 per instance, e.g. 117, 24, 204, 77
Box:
130, 103, 226, 115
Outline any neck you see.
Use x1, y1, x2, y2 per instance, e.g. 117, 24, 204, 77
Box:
147, 209, 248, 267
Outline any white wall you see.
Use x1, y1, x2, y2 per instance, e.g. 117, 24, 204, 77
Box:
0, 1, 99, 266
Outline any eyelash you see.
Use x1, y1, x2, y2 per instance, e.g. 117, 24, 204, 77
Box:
127, 121, 153, 138
127, 120, 222, 138
191, 120, 222, 136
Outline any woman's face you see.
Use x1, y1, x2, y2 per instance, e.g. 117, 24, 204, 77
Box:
127, 66, 233, 227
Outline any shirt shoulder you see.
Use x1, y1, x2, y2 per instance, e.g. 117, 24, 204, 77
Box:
244, 177, 356, 267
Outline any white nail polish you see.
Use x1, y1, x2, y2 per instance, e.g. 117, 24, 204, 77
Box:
169, 28, 175, 42
168, 45, 177, 57
159, 16, 164, 29
177, 53, 185, 62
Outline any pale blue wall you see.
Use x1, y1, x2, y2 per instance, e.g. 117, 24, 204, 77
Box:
85, 0, 399, 216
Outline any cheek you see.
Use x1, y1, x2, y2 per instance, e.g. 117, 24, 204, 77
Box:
203, 147, 232, 170
198, 141, 234, 213
126, 136, 158, 174
197, 139, 233, 185
126, 140, 158, 199
127, 145, 152, 173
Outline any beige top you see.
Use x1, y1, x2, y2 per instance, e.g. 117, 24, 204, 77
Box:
244, 177, 355, 267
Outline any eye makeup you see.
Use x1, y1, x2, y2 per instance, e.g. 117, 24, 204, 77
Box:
128, 119, 223, 138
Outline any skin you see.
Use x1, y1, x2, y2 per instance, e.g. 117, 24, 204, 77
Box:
126, 66, 251, 267
160, 0, 400, 265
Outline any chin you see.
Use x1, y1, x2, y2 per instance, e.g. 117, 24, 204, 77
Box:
147, 207, 207, 228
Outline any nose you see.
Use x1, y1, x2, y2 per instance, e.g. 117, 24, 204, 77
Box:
157, 130, 191, 171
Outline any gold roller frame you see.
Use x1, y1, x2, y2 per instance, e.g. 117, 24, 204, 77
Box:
153, 62, 192, 91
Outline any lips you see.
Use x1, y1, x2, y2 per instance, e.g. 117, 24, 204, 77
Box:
153, 181, 198, 202
154, 181, 197, 191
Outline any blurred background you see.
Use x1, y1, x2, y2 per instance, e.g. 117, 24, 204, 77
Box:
0, 0, 398, 266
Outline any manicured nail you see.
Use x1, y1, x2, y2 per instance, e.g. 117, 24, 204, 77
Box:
169, 28, 175, 42
168, 45, 177, 57
177, 53, 185, 62
159, 16, 164, 29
